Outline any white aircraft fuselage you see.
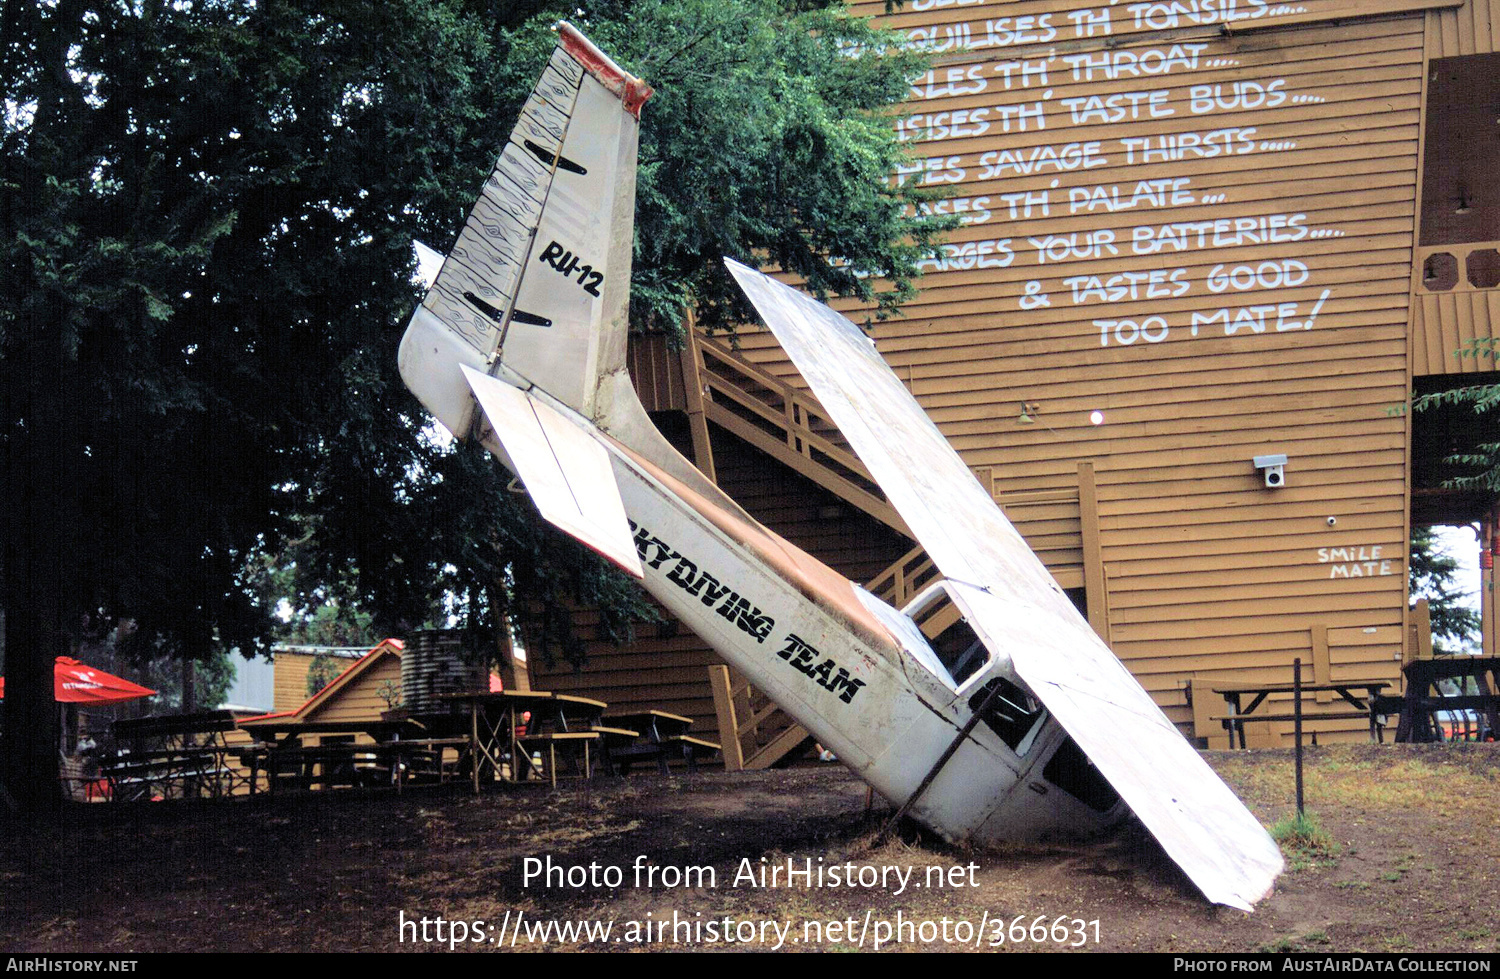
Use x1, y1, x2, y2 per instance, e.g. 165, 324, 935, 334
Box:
475, 374, 1128, 843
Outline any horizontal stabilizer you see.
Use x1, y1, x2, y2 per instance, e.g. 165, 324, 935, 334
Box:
461, 366, 643, 578
725, 258, 1282, 910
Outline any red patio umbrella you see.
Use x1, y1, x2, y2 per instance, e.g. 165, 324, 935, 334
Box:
0, 656, 156, 704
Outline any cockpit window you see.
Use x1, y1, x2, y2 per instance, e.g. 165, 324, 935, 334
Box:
967, 676, 1047, 753
887, 581, 997, 691
929, 615, 988, 687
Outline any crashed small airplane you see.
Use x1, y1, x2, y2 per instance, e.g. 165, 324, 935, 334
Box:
397, 23, 1283, 910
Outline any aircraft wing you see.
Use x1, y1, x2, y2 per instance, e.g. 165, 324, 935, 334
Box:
725, 258, 1282, 911
461, 365, 643, 578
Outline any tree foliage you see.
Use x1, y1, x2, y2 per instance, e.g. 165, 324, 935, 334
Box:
1411, 338, 1500, 490
0, 0, 944, 808
3, 0, 498, 806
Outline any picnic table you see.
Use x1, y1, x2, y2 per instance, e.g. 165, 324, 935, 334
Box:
600, 709, 720, 774
1391, 657, 1500, 743
414, 691, 605, 790
520, 693, 609, 787
1211, 680, 1390, 748
234, 718, 431, 794
103, 710, 245, 801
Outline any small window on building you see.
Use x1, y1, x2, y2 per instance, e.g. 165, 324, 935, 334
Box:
1424, 252, 1459, 292
1467, 248, 1500, 289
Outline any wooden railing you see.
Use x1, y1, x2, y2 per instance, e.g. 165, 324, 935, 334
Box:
1415, 240, 1500, 295
692, 333, 909, 535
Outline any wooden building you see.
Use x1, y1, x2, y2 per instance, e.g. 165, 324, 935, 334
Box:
223, 640, 407, 789
268, 645, 376, 714
531, 0, 1500, 759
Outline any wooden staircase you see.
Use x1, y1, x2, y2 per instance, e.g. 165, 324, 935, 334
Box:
692, 333, 910, 538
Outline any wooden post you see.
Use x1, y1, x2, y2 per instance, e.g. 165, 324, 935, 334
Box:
1414, 599, 1433, 663
1190, 675, 1233, 750
1077, 461, 1109, 643
1484, 509, 1497, 658
1311, 624, 1332, 704
707, 665, 745, 771
471, 699, 481, 796
1293, 658, 1304, 817
679, 322, 718, 484
493, 615, 530, 692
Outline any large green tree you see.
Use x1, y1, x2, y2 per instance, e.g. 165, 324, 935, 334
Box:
1410, 528, 1481, 654
487, 0, 944, 331
1, 0, 496, 809
1, 0, 947, 810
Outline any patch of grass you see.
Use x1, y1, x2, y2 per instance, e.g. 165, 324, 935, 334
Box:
1380, 871, 1402, 882
1259, 937, 1297, 953
1317, 759, 1499, 811
1303, 930, 1330, 945
1334, 880, 1370, 891
1269, 810, 1338, 869
1213, 748, 1500, 842
1459, 928, 1491, 941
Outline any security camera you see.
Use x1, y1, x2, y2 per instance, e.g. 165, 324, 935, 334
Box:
1253, 454, 1288, 489
1327, 516, 1338, 526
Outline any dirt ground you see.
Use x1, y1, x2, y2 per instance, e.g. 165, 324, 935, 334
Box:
1, 743, 1497, 953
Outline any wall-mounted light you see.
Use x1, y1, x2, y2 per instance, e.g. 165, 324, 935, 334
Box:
1017, 402, 1041, 425
1089, 410, 1105, 426
1253, 453, 1288, 488
1455, 181, 1473, 215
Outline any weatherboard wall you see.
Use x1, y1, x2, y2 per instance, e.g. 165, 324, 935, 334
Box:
710, 0, 1445, 742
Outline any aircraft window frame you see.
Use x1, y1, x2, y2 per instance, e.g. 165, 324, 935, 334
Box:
967, 676, 1049, 755
901, 581, 996, 696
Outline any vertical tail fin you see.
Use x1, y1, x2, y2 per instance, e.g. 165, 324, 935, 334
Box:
399, 23, 651, 437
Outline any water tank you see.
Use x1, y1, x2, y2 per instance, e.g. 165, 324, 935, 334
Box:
401, 629, 487, 713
